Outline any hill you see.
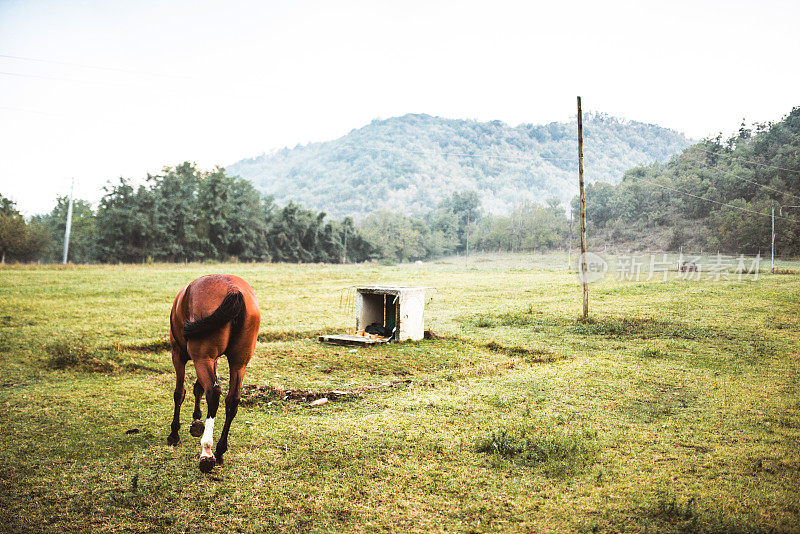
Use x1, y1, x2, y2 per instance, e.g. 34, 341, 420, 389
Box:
226, 113, 692, 218
583, 107, 800, 255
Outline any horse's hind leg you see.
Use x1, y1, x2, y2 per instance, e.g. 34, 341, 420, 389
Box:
189, 380, 205, 437
167, 347, 188, 446
214, 364, 247, 466
194, 356, 223, 473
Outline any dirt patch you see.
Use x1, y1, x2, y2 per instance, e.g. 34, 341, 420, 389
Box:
46, 351, 117, 373
109, 339, 171, 353
484, 341, 565, 363
45, 337, 117, 373
241, 379, 413, 406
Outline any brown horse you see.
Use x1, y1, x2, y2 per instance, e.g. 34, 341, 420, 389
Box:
167, 274, 260, 472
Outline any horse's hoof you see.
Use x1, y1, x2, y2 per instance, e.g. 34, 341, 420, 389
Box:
215, 455, 224, 466
199, 455, 216, 473
167, 434, 180, 446
190, 419, 205, 437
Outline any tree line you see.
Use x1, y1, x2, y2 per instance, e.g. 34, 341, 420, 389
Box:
3, 163, 375, 264
0, 195, 49, 263
359, 193, 572, 262
1, 162, 574, 264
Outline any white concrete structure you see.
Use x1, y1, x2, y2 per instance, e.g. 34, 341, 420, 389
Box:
354, 285, 426, 341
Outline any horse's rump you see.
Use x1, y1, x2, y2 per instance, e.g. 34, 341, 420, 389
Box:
182, 291, 246, 340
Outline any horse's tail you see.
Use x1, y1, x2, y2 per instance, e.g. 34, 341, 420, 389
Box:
183, 291, 246, 340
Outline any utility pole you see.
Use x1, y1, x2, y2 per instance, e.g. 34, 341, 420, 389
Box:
771, 202, 775, 273
62, 178, 74, 265
465, 212, 471, 266
577, 96, 589, 319
568, 211, 573, 270
342, 223, 348, 264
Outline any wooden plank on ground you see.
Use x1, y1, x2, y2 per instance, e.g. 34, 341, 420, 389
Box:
319, 334, 391, 346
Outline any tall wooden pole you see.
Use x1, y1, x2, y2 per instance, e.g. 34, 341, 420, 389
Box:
577, 97, 589, 319
62, 178, 74, 265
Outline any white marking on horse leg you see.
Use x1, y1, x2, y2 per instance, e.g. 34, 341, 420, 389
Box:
199, 417, 215, 458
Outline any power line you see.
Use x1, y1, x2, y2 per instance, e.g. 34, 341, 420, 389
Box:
0, 69, 200, 100
349, 144, 590, 162
678, 150, 800, 202
350, 144, 800, 209
0, 53, 203, 82
0, 69, 150, 88
689, 145, 800, 174
0, 52, 274, 95
636, 177, 796, 222
0, 105, 62, 116
731, 172, 800, 201
0, 69, 267, 99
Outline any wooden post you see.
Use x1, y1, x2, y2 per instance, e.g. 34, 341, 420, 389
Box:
577, 97, 589, 319
62, 178, 74, 265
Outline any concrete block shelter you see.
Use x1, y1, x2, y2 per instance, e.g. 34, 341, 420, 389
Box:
320, 285, 426, 346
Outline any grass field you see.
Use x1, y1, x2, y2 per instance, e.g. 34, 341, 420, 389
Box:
1, 253, 799, 533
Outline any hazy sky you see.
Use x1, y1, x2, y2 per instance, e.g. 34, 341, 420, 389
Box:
1, 0, 798, 215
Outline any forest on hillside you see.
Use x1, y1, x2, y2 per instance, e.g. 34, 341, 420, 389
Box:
581, 107, 800, 256
227, 113, 692, 218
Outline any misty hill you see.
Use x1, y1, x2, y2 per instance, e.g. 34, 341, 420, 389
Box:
226, 113, 692, 218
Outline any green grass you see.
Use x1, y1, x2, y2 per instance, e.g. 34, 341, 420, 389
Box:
0, 254, 799, 532
475, 426, 600, 476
